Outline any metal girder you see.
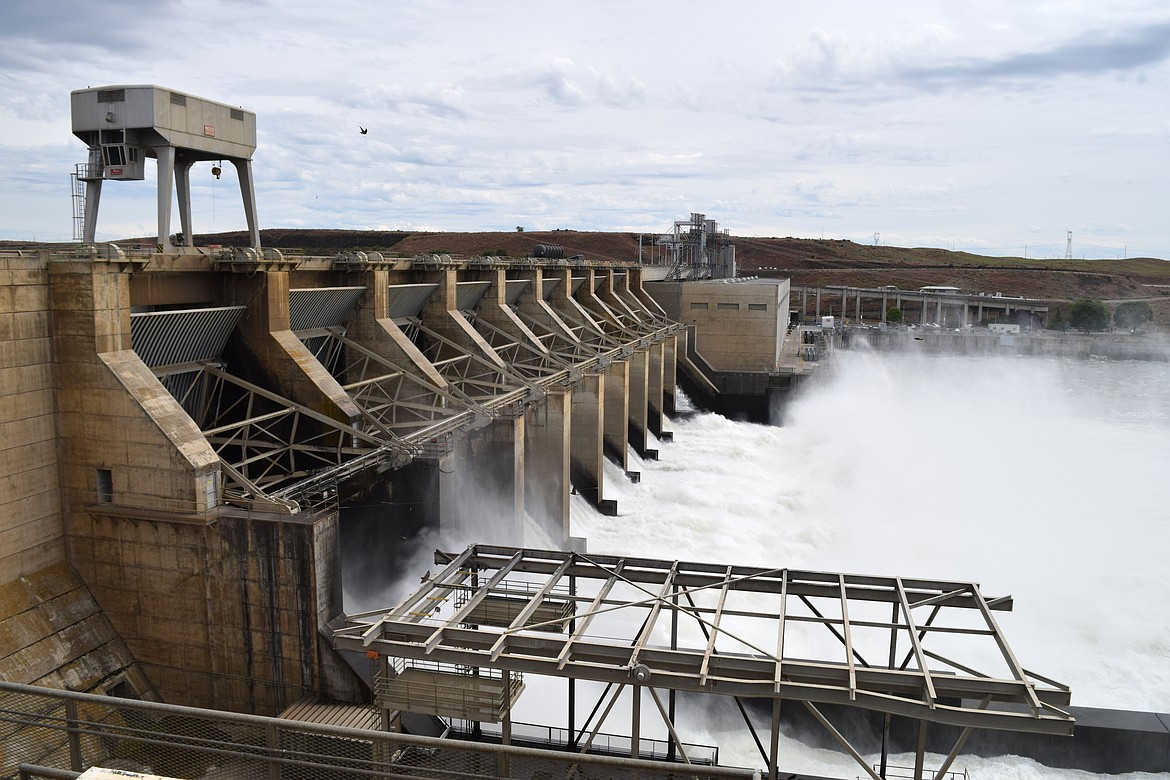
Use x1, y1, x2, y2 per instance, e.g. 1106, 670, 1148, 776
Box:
468, 316, 573, 381
164, 362, 410, 503
300, 328, 484, 446
513, 309, 616, 366
334, 545, 1074, 740
400, 318, 533, 410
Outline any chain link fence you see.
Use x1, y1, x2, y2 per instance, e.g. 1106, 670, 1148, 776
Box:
0, 682, 758, 780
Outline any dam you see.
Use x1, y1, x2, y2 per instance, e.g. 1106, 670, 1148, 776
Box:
3, 84, 1157, 780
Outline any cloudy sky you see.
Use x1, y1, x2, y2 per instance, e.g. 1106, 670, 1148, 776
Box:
2, 1, 1169, 259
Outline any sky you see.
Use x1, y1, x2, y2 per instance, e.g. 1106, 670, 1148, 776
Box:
2, 1, 1169, 259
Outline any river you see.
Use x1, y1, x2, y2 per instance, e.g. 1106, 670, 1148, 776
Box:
564, 350, 1170, 777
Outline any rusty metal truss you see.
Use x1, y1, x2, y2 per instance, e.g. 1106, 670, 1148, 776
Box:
159, 362, 412, 506
297, 327, 485, 458
336, 545, 1073, 780
397, 318, 534, 413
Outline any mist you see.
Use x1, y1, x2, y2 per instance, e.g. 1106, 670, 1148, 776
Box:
570, 350, 1170, 776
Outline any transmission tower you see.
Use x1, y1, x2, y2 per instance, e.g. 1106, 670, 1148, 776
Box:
1065, 231, 1073, 260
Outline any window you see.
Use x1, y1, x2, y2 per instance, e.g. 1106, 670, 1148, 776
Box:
717, 303, 739, 310
749, 303, 768, 311
103, 145, 126, 166
96, 469, 113, 503
230, 108, 245, 121
689, 302, 709, 310
170, 92, 187, 107
97, 89, 125, 103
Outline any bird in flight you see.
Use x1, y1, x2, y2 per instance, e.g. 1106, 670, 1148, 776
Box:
359, 126, 368, 135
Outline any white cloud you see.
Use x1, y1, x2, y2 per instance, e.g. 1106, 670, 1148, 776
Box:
0, 0, 1167, 258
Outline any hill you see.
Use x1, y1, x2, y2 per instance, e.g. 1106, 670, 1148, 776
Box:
6, 229, 1168, 327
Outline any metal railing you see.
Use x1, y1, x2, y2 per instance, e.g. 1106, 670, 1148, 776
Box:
0, 681, 756, 780
876, 765, 969, 780
449, 720, 720, 766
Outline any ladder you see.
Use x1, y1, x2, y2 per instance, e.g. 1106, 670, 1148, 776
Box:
71, 161, 101, 241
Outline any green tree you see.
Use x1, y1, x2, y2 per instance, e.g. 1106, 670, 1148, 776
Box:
1114, 300, 1154, 331
886, 306, 903, 323
1069, 297, 1110, 333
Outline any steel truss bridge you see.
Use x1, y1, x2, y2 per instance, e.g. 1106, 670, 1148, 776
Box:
336, 544, 1074, 780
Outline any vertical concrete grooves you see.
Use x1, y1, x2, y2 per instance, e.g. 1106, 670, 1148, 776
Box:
626, 347, 656, 460
646, 340, 666, 438
1, 253, 66, 580
660, 335, 678, 416
207, 509, 352, 714
602, 360, 630, 471
569, 372, 614, 515
231, 270, 360, 425
0, 561, 143, 692
524, 388, 571, 544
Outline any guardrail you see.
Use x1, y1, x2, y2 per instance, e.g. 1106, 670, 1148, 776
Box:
0, 681, 756, 780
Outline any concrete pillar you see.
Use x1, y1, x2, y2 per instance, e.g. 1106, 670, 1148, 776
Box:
156, 145, 176, 251
570, 371, 615, 515
440, 416, 524, 545
174, 160, 194, 247
525, 388, 571, 546
603, 359, 630, 472
232, 271, 360, 424
661, 334, 678, 416
815, 289, 821, 318
647, 340, 667, 439
935, 297, 943, 325
230, 156, 262, 248
82, 177, 102, 243
881, 291, 888, 322
628, 348, 656, 460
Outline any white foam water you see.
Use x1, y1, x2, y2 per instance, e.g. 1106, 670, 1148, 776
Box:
566, 350, 1170, 778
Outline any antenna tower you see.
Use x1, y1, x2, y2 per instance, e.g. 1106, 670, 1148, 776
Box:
1065, 231, 1073, 260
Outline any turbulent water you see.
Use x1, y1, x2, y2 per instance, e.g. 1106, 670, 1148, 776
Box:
563, 350, 1170, 778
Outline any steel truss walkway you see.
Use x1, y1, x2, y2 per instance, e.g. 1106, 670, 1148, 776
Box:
335, 545, 1073, 780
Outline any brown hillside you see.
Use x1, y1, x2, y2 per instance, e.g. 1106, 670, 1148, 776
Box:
8, 229, 1169, 326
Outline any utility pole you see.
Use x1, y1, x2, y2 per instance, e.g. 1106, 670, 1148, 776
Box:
1065, 231, 1073, 260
